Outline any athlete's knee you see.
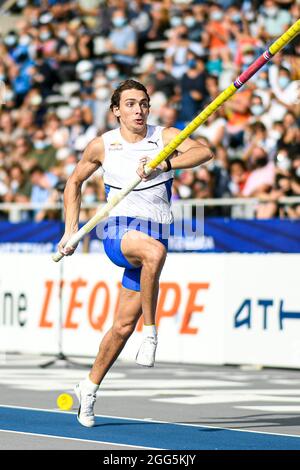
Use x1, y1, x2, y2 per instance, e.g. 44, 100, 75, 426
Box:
143, 241, 166, 269
112, 318, 136, 340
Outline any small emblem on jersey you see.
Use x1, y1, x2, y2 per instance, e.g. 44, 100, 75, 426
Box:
109, 141, 123, 151
148, 140, 159, 147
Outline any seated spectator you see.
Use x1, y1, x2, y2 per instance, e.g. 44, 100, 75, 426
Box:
280, 111, 300, 154
228, 158, 249, 197
0, 111, 23, 148
205, 3, 232, 66
258, 0, 291, 41
242, 146, 275, 197
30, 129, 58, 172
80, 180, 99, 221
0, 164, 10, 204
210, 145, 231, 199
269, 64, 300, 118
105, 8, 138, 76
29, 164, 59, 221
244, 121, 277, 161
7, 163, 32, 202
204, 75, 219, 102
164, 23, 204, 80
248, 94, 274, 131
175, 170, 195, 199
179, 54, 207, 123
143, 2, 168, 44
145, 80, 168, 126
192, 167, 214, 199
128, 0, 152, 56
11, 136, 37, 171
152, 69, 177, 100
15, 108, 38, 136
194, 110, 226, 148
224, 86, 252, 154
158, 105, 181, 129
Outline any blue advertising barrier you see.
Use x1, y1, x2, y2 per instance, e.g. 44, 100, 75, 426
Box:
0, 218, 299, 253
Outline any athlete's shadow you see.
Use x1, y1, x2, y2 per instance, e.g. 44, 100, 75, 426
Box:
179, 413, 300, 430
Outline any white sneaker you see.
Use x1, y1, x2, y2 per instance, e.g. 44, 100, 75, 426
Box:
136, 336, 157, 367
74, 382, 96, 427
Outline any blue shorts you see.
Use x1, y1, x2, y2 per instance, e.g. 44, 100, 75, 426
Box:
102, 217, 169, 292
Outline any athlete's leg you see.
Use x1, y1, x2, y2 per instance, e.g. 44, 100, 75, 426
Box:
89, 286, 142, 385
121, 230, 167, 328
75, 286, 142, 427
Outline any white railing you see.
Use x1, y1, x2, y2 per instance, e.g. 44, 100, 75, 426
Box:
1, 197, 300, 222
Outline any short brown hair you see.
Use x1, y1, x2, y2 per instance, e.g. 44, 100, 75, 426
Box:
110, 79, 150, 112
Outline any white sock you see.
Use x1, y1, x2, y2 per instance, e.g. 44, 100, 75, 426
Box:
81, 376, 99, 394
144, 324, 157, 339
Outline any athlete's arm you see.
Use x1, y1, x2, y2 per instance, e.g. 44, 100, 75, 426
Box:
161, 127, 214, 170
137, 128, 214, 181
58, 137, 104, 255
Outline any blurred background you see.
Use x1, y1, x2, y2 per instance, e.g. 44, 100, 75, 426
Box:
0, 0, 299, 252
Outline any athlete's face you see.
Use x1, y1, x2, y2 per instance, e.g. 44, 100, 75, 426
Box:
113, 89, 150, 134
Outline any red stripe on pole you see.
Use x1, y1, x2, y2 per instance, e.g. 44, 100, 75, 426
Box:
234, 50, 272, 88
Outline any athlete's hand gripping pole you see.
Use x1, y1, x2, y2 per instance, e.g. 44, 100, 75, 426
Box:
52, 19, 300, 262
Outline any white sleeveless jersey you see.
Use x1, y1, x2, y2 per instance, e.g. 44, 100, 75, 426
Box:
102, 125, 174, 224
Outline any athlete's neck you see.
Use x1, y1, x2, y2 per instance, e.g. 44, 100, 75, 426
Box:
120, 125, 147, 143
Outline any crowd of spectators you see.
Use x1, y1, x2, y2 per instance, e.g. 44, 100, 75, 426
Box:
0, 0, 299, 221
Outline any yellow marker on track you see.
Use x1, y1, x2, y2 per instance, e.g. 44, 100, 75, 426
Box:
57, 393, 73, 411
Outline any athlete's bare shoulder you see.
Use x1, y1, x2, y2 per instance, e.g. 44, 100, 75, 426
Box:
82, 135, 105, 166
162, 127, 181, 145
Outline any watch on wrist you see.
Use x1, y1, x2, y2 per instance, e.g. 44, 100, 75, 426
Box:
165, 158, 172, 172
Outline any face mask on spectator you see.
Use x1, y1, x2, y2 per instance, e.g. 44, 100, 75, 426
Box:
170, 16, 183, 27
95, 87, 110, 100
39, 32, 51, 41
57, 30, 68, 39
243, 54, 254, 65
83, 193, 97, 204
19, 35, 31, 46
276, 156, 291, 172
112, 17, 127, 28
65, 163, 76, 176
256, 78, 268, 89
210, 11, 223, 21
270, 129, 282, 141
79, 71, 93, 81
17, 0, 27, 7
184, 17, 196, 28
277, 157, 291, 171
231, 14, 241, 23
264, 7, 278, 17
0, 179, 8, 197
245, 11, 255, 21
4, 34, 17, 47
5, 90, 15, 101
106, 68, 119, 80
34, 140, 48, 150
250, 104, 264, 116
278, 76, 290, 89
31, 95, 42, 106
11, 180, 19, 193
295, 167, 300, 178
0, 74, 6, 81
